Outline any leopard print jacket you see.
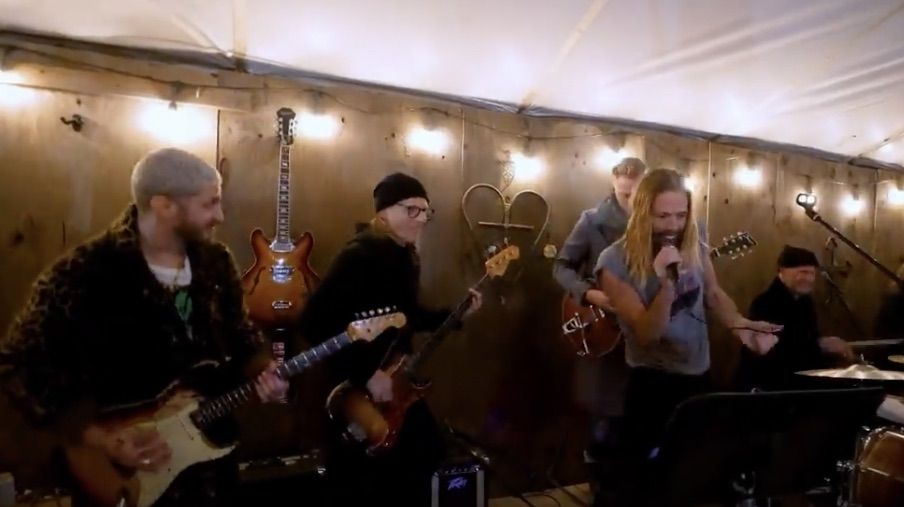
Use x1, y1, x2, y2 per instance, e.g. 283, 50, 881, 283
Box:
0, 205, 263, 436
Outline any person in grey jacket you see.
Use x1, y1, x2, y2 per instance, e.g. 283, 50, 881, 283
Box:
553, 156, 645, 506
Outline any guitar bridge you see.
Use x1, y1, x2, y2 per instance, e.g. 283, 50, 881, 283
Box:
272, 300, 293, 310
346, 422, 367, 442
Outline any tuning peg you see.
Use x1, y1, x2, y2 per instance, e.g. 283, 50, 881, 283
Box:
369, 309, 375, 316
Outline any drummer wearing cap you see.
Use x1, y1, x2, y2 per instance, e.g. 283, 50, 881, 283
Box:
736, 245, 855, 391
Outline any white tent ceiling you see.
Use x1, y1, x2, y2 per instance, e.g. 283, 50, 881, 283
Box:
2, 0, 903, 167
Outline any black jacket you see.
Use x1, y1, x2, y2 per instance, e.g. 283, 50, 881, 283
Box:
736, 277, 827, 390
297, 225, 451, 387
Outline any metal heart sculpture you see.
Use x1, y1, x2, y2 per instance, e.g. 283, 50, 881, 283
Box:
460, 183, 550, 263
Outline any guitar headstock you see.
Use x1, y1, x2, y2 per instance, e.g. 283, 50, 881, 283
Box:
714, 231, 757, 259
276, 107, 296, 145
484, 245, 520, 278
347, 307, 407, 342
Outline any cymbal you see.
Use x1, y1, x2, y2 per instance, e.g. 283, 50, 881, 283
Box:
889, 355, 904, 365
797, 364, 904, 381
849, 339, 904, 348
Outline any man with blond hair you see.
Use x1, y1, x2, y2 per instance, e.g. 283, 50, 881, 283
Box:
595, 168, 780, 504
0, 148, 287, 507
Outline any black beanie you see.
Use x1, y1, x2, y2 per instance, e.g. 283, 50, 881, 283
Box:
777, 245, 819, 269
373, 172, 429, 212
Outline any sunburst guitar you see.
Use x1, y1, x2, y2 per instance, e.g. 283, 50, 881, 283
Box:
241, 107, 319, 329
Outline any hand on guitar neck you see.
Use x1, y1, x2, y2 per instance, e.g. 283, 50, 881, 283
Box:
462, 287, 484, 319
254, 360, 290, 403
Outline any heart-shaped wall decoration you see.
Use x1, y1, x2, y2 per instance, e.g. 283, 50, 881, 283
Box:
460, 183, 550, 262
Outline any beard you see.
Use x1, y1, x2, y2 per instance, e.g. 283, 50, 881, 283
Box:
174, 213, 216, 243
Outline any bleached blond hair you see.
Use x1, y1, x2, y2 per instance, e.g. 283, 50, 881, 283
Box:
130, 148, 220, 211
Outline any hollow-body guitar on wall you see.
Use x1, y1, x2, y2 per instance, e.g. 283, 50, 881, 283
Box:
560, 231, 758, 358
64, 310, 406, 507
241, 107, 319, 330
325, 245, 520, 456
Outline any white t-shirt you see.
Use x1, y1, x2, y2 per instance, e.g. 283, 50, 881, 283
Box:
148, 257, 192, 288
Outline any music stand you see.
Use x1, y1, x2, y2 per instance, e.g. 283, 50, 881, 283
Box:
646, 387, 885, 506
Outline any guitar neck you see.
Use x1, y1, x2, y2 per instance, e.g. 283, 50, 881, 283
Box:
275, 143, 292, 245
404, 273, 488, 377
193, 332, 352, 425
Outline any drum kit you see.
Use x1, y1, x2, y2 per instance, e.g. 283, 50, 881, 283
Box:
793, 338, 904, 507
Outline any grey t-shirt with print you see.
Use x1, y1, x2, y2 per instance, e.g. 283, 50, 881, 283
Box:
594, 238, 710, 375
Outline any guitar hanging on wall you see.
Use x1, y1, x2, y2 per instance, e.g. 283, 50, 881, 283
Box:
241, 107, 320, 330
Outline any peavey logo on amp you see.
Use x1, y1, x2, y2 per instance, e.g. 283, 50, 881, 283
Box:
447, 477, 468, 490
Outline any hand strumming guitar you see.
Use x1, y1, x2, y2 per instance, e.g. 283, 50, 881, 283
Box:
584, 289, 613, 312
82, 424, 172, 472
367, 369, 394, 402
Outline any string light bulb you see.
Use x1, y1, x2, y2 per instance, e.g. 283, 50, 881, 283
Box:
296, 112, 341, 140
683, 175, 697, 192
595, 147, 630, 171
840, 194, 864, 217
734, 165, 762, 188
406, 127, 450, 156
511, 152, 543, 182
138, 100, 213, 145
888, 186, 904, 206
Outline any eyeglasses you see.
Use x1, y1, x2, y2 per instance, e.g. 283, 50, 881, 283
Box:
395, 203, 435, 221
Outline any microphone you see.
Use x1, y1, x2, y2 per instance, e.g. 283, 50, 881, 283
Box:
667, 263, 679, 284
662, 235, 680, 284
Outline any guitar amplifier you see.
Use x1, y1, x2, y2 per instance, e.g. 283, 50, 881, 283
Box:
431, 458, 486, 507
237, 449, 326, 505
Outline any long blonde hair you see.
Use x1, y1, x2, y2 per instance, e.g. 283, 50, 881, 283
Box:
623, 168, 700, 284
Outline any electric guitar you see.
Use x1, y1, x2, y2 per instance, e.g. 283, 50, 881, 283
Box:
241, 107, 320, 330
325, 245, 520, 456
561, 231, 757, 358
65, 310, 406, 507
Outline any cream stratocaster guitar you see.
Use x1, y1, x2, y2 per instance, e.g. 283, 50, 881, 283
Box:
65, 309, 406, 507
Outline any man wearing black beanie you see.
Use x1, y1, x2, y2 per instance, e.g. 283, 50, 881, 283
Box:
297, 171, 483, 507
735, 245, 854, 391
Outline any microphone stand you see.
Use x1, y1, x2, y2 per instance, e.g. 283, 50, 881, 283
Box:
821, 269, 866, 336
798, 203, 904, 290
